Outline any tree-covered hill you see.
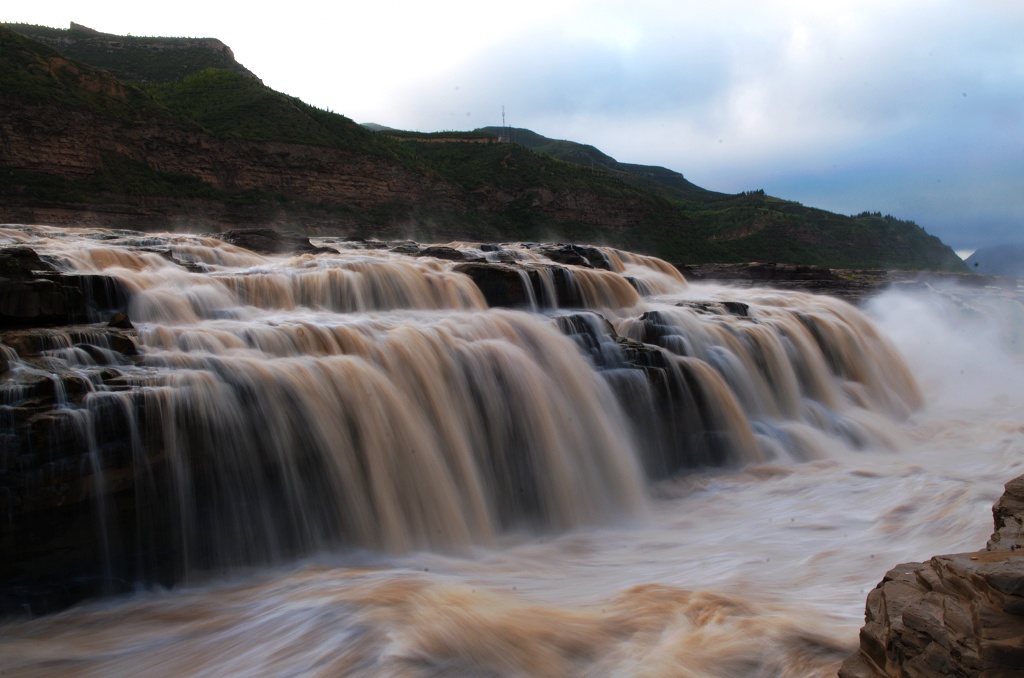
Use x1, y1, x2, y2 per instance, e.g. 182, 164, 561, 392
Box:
0, 24, 966, 270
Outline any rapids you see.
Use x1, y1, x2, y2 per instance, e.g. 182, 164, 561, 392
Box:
1, 224, 1021, 676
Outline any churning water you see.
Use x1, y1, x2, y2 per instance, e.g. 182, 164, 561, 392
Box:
1, 225, 1021, 676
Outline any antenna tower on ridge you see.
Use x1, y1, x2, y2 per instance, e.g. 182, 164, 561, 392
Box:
498, 106, 511, 143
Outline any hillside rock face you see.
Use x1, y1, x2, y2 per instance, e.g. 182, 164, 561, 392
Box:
1, 100, 668, 240
0, 103, 466, 214
839, 476, 1024, 677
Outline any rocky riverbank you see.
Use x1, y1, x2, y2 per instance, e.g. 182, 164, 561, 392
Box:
839, 475, 1024, 677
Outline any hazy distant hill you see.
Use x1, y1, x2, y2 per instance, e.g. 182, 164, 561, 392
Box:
0, 24, 966, 270
964, 244, 1024, 278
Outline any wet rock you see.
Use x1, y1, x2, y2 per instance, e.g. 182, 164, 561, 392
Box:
0, 278, 72, 325
989, 475, 1024, 552
536, 243, 613, 270
454, 262, 534, 307
0, 267, 129, 327
677, 300, 752, 318
0, 247, 56, 277
218, 228, 334, 255
107, 313, 134, 330
488, 250, 519, 263
416, 246, 484, 262
142, 247, 206, 272
1, 327, 139, 362
389, 244, 422, 255
840, 474, 1024, 677
338, 237, 387, 250
453, 261, 587, 308
554, 312, 668, 372
99, 331, 138, 357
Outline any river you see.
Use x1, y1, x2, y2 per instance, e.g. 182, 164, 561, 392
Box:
1, 225, 1021, 676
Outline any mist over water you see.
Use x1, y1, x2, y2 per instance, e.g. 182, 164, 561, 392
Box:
1, 225, 1022, 676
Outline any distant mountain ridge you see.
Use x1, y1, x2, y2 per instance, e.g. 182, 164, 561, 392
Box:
964, 243, 1024, 278
0, 24, 965, 271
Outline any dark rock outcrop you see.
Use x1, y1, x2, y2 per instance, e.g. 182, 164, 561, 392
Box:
989, 476, 1024, 552
217, 228, 335, 256
535, 243, 613, 270
0, 247, 129, 327
840, 475, 1024, 677
415, 245, 484, 262
0, 247, 57, 277
454, 261, 589, 309
0, 323, 150, 615
453, 262, 535, 307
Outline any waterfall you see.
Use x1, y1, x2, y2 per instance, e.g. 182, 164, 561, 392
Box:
0, 224, 921, 601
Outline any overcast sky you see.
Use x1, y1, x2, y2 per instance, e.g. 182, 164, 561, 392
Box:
7, 1, 1023, 252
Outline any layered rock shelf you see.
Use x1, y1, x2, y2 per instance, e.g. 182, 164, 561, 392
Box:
840, 476, 1024, 677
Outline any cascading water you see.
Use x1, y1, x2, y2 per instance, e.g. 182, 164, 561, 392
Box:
1, 224, 1015, 676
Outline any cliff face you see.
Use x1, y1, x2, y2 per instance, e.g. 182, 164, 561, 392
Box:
840, 476, 1024, 677
3, 22, 257, 82
0, 102, 463, 212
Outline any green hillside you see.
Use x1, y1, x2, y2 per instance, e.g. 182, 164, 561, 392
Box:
468, 127, 962, 269
0, 24, 966, 271
475, 126, 727, 204
141, 69, 377, 150
0, 26, 167, 119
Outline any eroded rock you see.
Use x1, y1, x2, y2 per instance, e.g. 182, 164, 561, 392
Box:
989, 475, 1024, 552
840, 475, 1024, 677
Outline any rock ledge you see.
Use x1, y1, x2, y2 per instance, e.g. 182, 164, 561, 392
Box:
840, 476, 1024, 677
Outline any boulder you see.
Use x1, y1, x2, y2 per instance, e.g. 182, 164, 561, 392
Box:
217, 228, 334, 255
0, 247, 56, 277
840, 475, 1024, 677
108, 312, 134, 330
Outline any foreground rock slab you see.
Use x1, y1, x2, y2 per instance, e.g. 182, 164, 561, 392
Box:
840, 476, 1024, 677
